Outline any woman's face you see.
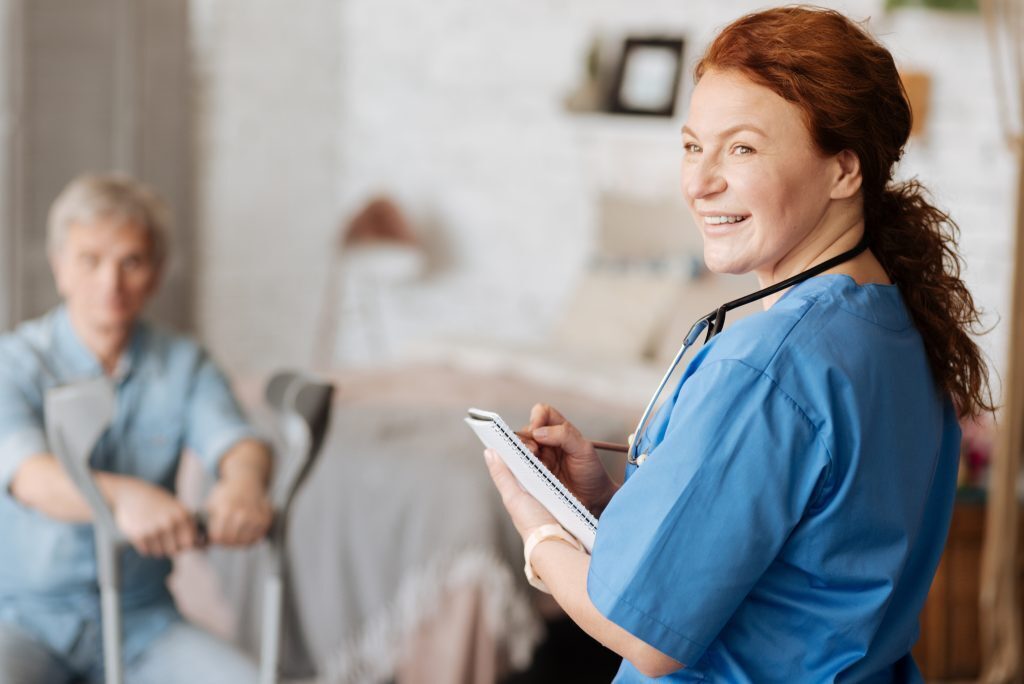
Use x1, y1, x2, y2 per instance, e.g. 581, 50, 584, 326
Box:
681, 69, 855, 284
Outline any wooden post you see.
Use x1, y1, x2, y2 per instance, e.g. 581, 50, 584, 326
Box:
980, 138, 1024, 683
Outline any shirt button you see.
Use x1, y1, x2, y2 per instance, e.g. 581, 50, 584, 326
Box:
636, 453, 648, 466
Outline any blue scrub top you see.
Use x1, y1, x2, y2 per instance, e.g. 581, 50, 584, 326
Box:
588, 274, 960, 683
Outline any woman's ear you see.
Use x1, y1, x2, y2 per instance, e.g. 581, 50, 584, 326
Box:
830, 150, 862, 200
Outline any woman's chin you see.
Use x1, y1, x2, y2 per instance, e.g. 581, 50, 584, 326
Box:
702, 254, 751, 276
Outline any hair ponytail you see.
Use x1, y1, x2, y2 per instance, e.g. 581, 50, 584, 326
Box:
869, 181, 994, 415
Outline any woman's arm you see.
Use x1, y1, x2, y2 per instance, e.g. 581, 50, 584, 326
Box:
485, 449, 684, 678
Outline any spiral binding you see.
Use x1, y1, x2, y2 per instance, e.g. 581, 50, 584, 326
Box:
489, 417, 598, 532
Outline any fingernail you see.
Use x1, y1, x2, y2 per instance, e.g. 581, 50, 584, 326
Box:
533, 427, 548, 439
484, 449, 496, 463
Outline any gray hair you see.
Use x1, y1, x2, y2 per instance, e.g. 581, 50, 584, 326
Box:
47, 173, 170, 264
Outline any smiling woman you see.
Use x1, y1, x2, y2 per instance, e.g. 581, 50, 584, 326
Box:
483, 6, 993, 683
681, 70, 870, 287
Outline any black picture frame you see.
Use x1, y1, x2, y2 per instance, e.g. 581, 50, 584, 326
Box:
608, 37, 685, 117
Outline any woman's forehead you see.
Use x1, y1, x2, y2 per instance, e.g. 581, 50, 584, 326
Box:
684, 70, 809, 142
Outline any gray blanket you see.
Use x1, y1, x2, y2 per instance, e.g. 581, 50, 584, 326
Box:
205, 365, 637, 683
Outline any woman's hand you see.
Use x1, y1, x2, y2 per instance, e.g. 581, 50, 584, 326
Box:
484, 449, 558, 540
486, 445, 684, 678
520, 403, 619, 516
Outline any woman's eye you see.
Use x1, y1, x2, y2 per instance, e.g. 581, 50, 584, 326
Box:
683, 142, 702, 154
732, 144, 754, 155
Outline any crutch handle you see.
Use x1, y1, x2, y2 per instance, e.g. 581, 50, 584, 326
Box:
190, 509, 284, 548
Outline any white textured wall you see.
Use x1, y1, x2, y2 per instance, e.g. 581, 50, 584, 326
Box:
190, 0, 343, 370
191, 0, 1017, 388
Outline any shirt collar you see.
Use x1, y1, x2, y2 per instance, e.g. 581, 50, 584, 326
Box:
53, 305, 149, 383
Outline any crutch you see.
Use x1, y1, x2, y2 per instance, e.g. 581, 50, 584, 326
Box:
45, 377, 121, 683
46, 371, 334, 684
257, 370, 334, 684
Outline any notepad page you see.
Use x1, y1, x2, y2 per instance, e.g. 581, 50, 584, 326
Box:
465, 409, 597, 552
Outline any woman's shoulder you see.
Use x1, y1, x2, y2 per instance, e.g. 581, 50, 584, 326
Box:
705, 274, 914, 372
695, 273, 932, 432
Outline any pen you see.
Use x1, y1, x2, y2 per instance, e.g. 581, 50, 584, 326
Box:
515, 431, 629, 453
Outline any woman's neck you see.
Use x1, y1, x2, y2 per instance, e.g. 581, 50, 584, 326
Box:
756, 223, 891, 310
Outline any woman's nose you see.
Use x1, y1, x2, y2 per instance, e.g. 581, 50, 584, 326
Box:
684, 158, 727, 200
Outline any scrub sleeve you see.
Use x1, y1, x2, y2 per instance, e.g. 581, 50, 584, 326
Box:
587, 359, 831, 666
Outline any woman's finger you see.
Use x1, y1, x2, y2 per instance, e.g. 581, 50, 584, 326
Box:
485, 449, 525, 500
484, 449, 558, 536
531, 423, 588, 454
529, 403, 567, 430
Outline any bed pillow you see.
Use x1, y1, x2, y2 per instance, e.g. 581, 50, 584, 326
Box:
650, 271, 761, 366
549, 259, 697, 362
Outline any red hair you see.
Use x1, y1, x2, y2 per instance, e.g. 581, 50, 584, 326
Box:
696, 6, 993, 416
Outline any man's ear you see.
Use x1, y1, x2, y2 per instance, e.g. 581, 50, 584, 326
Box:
830, 149, 862, 200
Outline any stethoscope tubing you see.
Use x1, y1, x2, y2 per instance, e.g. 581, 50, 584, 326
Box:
626, 236, 870, 465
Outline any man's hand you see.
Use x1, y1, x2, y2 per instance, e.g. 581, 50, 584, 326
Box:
111, 478, 198, 557
204, 473, 273, 546
204, 438, 273, 546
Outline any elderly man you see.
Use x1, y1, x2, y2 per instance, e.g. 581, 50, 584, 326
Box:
0, 174, 271, 683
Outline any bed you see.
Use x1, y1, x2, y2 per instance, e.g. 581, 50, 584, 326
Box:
168, 194, 760, 683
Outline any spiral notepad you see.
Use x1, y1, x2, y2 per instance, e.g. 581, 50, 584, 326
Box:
465, 408, 597, 552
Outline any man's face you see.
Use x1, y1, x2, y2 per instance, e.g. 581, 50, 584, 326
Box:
51, 217, 161, 334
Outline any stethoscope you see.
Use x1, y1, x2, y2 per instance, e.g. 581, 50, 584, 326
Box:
626, 236, 870, 465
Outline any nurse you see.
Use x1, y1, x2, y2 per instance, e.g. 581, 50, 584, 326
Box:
485, 6, 993, 682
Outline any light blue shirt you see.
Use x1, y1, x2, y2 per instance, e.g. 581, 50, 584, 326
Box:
0, 306, 257, 664
588, 275, 961, 683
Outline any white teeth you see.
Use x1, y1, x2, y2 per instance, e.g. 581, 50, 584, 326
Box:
704, 215, 747, 225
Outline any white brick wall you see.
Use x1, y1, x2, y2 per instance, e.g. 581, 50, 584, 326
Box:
191, 0, 1017, 390
190, 0, 343, 371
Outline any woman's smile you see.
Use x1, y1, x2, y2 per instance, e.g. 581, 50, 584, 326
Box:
681, 69, 857, 284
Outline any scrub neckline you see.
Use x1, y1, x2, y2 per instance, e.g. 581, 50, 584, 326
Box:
778, 272, 898, 303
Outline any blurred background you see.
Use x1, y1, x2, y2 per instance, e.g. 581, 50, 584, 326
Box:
0, 0, 1021, 682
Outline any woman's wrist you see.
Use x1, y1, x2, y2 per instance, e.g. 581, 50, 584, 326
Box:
524, 523, 584, 593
